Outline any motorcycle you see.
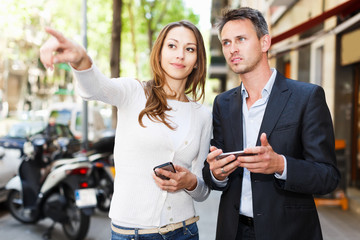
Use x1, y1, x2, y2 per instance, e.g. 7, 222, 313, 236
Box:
84, 131, 115, 212
5, 134, 97, 240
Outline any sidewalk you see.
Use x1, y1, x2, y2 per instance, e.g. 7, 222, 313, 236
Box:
348, 187, 360, 214
318, 205, 360, 240
195, 191, 360, 240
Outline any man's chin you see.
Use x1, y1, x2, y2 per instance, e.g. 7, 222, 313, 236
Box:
231, 67, 248, 75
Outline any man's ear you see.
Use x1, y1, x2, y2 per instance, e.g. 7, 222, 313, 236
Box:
261, 34, 271, 53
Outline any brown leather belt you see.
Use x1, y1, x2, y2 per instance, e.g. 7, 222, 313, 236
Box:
111, 216, 199, 235
239, 214, 254, 227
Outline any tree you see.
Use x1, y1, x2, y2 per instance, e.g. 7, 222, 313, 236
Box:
110, 0, 122, 129
121, 0, 199, 80
0, 0, 199, 116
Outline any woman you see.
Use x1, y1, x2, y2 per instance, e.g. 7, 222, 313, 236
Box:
40, 20, 212, 240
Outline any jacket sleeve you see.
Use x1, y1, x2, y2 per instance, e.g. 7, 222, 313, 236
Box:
279, 86, 340, 195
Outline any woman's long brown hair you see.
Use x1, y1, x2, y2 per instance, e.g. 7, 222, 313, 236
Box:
138, 20, 207, 130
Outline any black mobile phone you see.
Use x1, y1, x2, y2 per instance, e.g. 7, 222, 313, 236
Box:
153, 162, 176, 180
215, 150, 257, 160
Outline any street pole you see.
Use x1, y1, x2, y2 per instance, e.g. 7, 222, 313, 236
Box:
81, 0, 89, 150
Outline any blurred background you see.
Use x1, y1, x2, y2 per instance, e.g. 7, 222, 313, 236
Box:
1, 0, 360, 239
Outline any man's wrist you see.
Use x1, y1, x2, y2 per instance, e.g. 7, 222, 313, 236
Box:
275, 155, 287, 180
276, 154, 284, 174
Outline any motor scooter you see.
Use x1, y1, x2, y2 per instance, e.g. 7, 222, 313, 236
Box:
6, 134, 97, 240
82, 131, 114, 212
87, 151, 114, 212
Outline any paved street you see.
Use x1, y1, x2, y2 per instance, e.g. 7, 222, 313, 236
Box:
0, 191, 360, 239
0, 206, 111, 240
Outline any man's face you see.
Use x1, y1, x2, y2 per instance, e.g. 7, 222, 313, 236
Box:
220, 19, 265, 74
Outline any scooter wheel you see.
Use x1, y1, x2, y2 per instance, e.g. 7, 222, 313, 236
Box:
62, 188, 91, 240
96, 175, 113, 212
6, 190, 39, 223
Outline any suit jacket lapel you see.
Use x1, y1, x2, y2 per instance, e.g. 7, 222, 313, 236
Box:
229, 86, 244, 151
256, 73, 291, 145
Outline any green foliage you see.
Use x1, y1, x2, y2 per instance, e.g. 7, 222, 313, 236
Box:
86, 0, 112, 73
1, 0, 200, 83
121, 0, 200, 80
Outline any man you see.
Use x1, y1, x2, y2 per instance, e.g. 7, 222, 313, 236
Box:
202, 7, 340, 240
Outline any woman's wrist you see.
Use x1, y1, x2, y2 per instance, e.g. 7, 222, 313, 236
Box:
70, 54, 92, 71
185, 174, 197, 191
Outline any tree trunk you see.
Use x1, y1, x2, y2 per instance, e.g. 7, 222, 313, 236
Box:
110, 0, 122, 129
127, 1, 139, 78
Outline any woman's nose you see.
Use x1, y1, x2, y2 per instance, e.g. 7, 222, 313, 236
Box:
176, 49, 184, 59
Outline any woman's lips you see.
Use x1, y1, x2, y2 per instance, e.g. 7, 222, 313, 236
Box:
171, 63, 185, 68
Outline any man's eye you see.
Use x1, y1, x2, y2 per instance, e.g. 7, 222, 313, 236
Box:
239, 37, 246, 41
222, 41, 230, 46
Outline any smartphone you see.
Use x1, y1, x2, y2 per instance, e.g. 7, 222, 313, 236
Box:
153, 162, 176, 180
216, 150, 257, 160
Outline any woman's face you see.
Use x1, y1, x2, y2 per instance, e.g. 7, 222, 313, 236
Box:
160, 26, 197, 84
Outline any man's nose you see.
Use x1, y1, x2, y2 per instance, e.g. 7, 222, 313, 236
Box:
230, 43, 239, 54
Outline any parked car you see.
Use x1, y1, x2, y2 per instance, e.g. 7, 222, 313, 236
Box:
0, 120, 47, 155
48, 103, 107, 142
0, 120, 81, 156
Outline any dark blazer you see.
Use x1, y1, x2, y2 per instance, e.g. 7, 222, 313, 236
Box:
203, 72, 340, 240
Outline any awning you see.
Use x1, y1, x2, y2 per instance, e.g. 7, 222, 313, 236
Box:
271, 0, 360, 46
270, 11, 360, 56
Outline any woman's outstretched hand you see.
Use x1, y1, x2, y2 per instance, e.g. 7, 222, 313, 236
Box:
40, 27, 91, 71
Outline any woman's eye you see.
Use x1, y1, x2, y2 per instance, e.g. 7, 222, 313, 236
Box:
186, 47, 195, 52
168, 44, 176, 49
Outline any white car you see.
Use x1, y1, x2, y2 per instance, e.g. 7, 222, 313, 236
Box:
48, 103, 108, 142
0, 147, 21, 202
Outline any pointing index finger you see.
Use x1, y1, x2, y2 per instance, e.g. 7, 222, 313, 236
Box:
45, 26, 67, 43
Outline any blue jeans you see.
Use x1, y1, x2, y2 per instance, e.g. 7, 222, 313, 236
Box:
111, 222, 199, 240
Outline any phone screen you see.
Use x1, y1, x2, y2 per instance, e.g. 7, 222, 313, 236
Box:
153, 162, 176, 180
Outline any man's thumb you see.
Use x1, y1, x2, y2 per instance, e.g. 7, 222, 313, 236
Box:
260, 133, 269, 146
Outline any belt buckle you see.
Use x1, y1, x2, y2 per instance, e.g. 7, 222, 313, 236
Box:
158, 224, 174, 235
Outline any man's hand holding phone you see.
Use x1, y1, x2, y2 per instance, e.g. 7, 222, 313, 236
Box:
207, 146, 257, 181
153, 162, 197, 192
207, 146, 237, 181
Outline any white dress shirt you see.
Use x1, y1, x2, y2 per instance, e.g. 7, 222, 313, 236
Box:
212, 69, 287, 217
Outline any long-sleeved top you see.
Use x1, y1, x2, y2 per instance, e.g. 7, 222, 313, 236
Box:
73, 64, 212, 228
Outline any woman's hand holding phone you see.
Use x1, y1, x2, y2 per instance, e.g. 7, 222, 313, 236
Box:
152, 163, 197, 192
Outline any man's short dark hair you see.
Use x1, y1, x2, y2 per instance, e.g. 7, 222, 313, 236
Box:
217, 7, 269, 39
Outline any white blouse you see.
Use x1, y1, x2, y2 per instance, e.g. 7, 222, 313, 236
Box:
73, 64, 212, 228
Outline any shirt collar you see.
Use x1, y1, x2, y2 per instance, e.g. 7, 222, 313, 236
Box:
241, 68, 277, 99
